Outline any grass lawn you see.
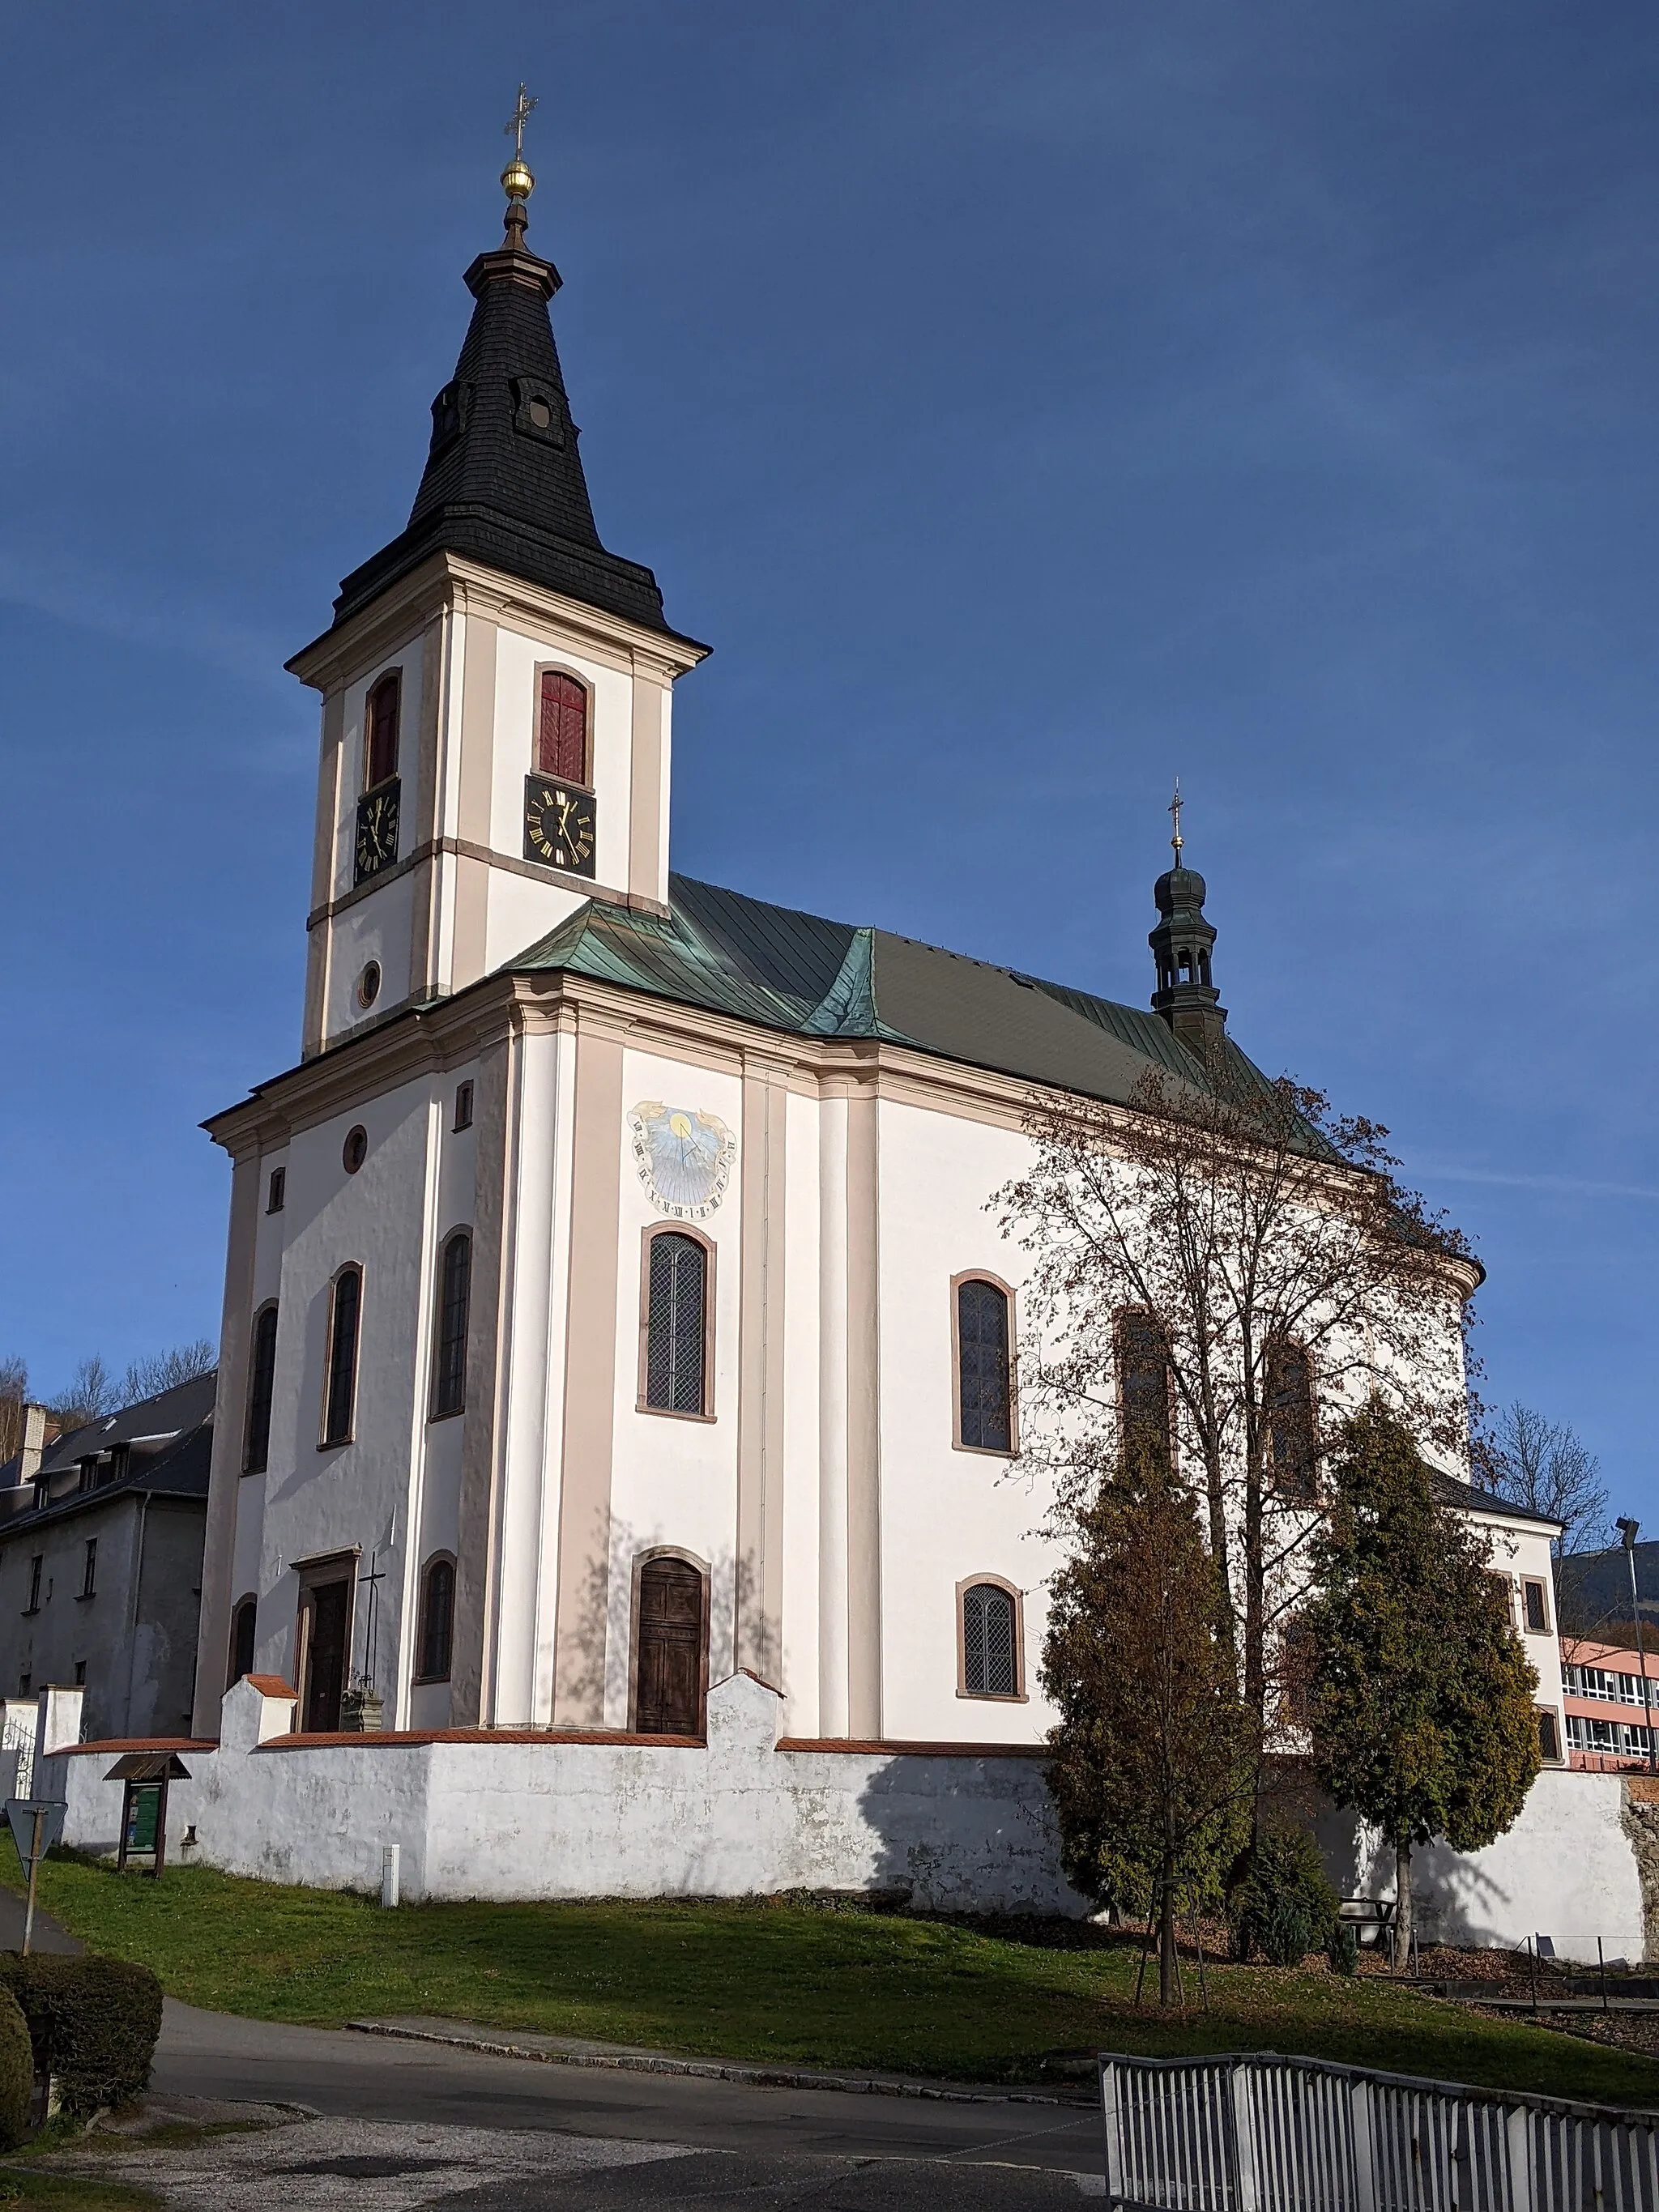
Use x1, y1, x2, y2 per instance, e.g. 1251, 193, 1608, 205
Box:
0, 2176, 159, 2210
11, 1854, 1658, 2108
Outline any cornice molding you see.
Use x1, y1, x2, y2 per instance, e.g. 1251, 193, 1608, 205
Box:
287, 552, 708, 693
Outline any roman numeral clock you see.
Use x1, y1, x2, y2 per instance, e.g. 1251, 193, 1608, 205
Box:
523, 776, 595, 876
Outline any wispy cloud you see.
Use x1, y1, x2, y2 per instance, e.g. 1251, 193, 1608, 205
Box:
1418, 1164, 1659, 1203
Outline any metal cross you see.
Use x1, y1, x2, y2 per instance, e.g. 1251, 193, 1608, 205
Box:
358, 1548, 388, 1694
1169, 778, 1184, 862
505, 83, 538, 158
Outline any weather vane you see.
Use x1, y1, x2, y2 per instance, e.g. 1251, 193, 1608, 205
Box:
505, 83, 538, 160
500, 84, 539, 237
1169, 778, 1184, 863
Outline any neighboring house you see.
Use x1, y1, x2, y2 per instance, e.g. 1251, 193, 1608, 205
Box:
1439, 1474, 1568, 1769
1561, 1637, 1659, 1771
0, 1376, 214, 1742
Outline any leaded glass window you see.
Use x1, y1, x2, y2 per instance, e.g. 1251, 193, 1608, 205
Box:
1116, 1309, 1171, 1463
957, 1279, 1011, 1451
420, 1558, 454, 1682
432, 1232, 471, 1418
244, 1302, 279, 1474
962, 1582, 1018, 1697
322, 1266, 361, 1446
645, 1232, 708, 1414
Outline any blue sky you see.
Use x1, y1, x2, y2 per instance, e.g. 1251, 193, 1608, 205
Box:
2, 5, 1655, 1507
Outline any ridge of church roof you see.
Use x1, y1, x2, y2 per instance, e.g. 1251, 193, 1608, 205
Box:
509, 873, 1277, 1111
329, 198, 698, 648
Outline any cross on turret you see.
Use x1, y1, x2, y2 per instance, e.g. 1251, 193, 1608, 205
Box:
1149, 787, 1227, 1064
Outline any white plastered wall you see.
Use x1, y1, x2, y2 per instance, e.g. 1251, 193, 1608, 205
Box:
603, 1047, 747, 1727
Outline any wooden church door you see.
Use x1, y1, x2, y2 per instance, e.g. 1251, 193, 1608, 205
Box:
633, 1558, 706, 1737
302, 1576, 351, 1733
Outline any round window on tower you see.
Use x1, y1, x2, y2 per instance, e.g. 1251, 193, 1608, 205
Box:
343, 1126, 369, 1175
356, 961, 382, 1010
527, 397, 552, 429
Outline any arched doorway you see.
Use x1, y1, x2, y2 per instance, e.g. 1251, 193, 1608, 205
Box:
633, 1555, 708, 1737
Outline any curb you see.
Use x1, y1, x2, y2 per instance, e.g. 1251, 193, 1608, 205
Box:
344, 2018, 1093, 2108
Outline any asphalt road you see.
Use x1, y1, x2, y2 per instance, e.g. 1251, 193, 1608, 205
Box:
154, 2001, 1104, 2179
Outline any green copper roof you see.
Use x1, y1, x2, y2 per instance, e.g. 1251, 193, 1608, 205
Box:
510, 874, 1273, 1110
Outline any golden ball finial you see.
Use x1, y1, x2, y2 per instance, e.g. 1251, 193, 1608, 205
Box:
501, 154, 535, 203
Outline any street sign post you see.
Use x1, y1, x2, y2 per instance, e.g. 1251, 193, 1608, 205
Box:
4, 1799, 66, 1954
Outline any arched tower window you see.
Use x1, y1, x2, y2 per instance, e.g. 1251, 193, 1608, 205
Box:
955, 1277, 1013, 1452
537, 668, 590, 786
431, 1231, 471, 1419
1265, 1339, 1317, 1502
243, 1302, 279, 1475
322, 1265, 362, 1447
227, 1594, 258, 1689
1116, 1308, 1172, 1464
961, 1579, 1021, 1698
365, 671, 401, 790
417, 1556, 455, 1682
642, 1231, 710, 1416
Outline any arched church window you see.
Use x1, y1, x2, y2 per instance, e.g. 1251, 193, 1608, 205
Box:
417, 1556, 455, 1682
961, 1579, 1021, 1698
365, 671, 401, 790
642, 1230, 710, 1416
1265, 1338, 1317, 1502
322, 1265, 361, 1447
955, 1277, 1013, 1452
537, 669, 590, 786
243, 1302, 279, 1475
431, 1232, 471, 1419
1116, 1308, 1172, 1464
227, 1594, 258, 1689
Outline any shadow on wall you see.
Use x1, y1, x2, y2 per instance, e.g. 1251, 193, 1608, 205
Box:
557, 1508, 757, 1728
853, 1745, 1086, 1919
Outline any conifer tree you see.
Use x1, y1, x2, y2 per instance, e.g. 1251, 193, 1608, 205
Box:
1041, 1443, 1251, 2003
1301, 1404, 1540, 1958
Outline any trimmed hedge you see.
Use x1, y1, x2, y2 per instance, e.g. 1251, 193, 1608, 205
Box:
0, 1987, 30, 2147
0, 1954, 163, 2117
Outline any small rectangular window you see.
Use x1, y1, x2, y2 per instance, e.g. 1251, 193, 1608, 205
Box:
73, 1661, 86, 1686
453, 1080, 474, 1132
25, 1557, 42, 1613
267, 1166, 286, 1213
81, 1537, 97, 1599
1537, 1707, 1561, 1763
1522, 1578, 1550, 1635
17, 1674, 29, 1698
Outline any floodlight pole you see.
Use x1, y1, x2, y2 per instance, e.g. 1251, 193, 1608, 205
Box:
21, 1807, 43, 1956
1617, 1518, 1657, 1775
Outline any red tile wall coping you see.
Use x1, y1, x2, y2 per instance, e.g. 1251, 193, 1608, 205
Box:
776, 1738, 1049, 1758
63, 1731, 1047, 1759
257, 1728, 708, 1750
64, 1739, 219, 1757
244, 1676, 296, 1698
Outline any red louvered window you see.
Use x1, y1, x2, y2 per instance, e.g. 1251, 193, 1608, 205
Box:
365, 671, 401, 789
537, 669, 589, 785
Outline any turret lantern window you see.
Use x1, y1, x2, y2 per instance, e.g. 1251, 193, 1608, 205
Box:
537, 669, 590, 786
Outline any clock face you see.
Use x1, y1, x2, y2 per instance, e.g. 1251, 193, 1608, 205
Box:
354, 781, 400, 886
523, 776, 596, 877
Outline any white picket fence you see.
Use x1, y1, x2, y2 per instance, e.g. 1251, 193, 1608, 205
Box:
1099, 2049, 1659, 2211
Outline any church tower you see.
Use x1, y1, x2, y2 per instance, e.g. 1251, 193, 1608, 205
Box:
1149, 786, 1227, 1062
288, 129, 708, 1059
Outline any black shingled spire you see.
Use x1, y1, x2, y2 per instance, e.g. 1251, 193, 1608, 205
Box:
331, 191, 681, 639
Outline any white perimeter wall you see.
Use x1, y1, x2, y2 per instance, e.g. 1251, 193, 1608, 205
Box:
62, 1673, 1084, 1916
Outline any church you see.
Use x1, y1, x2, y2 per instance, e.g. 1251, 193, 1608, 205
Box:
184, 141, 1567, 1823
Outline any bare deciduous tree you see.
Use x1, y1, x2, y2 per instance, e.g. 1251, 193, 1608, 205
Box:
1000, 1063, 1478, 1746
52, 1354, 117, 1431
1477, 1400, 1609, 1564
122, 1339, 216, 1402
0, 1359, 27, 1464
